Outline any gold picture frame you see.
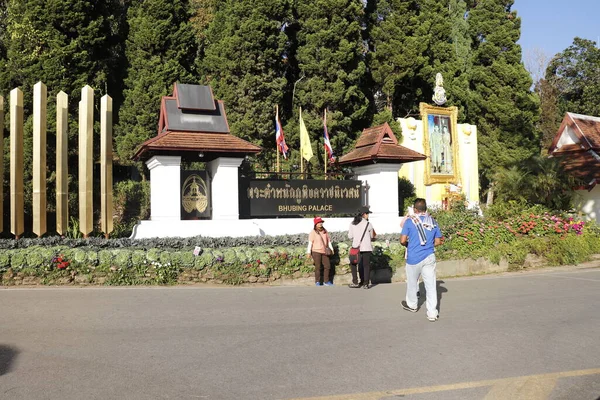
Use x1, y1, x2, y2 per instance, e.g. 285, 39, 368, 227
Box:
420, 102, 460, 185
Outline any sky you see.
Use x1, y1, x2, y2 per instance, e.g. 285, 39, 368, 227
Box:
515, 0, 600, 72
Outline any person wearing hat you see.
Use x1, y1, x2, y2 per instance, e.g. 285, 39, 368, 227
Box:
348, 206, 376, 289
307, 217, 334, 286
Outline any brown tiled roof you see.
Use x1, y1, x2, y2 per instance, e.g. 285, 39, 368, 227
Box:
548, 112, 600, 188
134, 83, 262, 161
133, 131, 261, 161
339, 122, 426, 165
553, 150, 600, 186
549, 112, 600, 154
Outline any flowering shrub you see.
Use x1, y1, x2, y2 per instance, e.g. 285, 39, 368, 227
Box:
51, 254, 70, 270
431, 204, 595, 262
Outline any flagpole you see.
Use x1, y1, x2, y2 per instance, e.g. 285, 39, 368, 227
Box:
300, 107, 304, 177
276, 105, 280, 173
324, 109, 328, 179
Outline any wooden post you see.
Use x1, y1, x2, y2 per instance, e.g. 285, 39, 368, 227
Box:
32, 81, 47, 237
79, 85, 94, 238
10, 88, 24, 239
100, 95, 113, 238
56, 91, 68, 236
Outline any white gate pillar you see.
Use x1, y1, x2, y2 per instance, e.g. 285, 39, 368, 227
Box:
146, 155, 181, 221
354, 164, 402, 219
207, 157, 244, 220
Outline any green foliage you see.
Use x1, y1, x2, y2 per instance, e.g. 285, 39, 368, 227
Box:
199, 0, 290, 170
0, 0, 127, 223
131, 250, 147, 267
67, 217, 83, 239
9, 249, 26, 270
0, 251, 10, 271
25, 246, 44, 268
112, 180, 151, 238
98, 250, 114, 270
115, 0, 197, 168
291, 0, 370, 167
71, 249, 88, 267
492, 156, 578, 210
398, 177, 416, 214
114, 250, 132, 270
546, 37, 600, 118
465, 0, 539, 185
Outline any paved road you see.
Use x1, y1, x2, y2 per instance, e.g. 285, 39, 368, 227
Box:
1, 267, 599, 400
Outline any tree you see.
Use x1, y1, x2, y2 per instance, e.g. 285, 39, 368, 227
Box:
367, 0, 469, 120
546, 38, 600, 118
367, 0, 422, 115
524, 48, 559, 152
493, 156, 577, 210
198, 0, 291, 170
115, 0, 197, 170
465, 0, 539, 186
293, 0, 370, 169
0, 0, 126, 226
0, 0, 124, 108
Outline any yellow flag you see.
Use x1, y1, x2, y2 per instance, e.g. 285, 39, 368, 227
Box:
299, 107, 313, 162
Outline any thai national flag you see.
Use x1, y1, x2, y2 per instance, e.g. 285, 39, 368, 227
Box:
323, 111, 335, 162
275, 107, 289, 159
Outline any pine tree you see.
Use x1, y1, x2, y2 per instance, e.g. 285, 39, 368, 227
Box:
0, 0, 126, 226
0, 0, 124, 108
198, 0, 291, 170
115, 0, 197, 169
448, 0, 472, 119
465, 0, 539, 184
368, 0, 466, 118
293, 0, 370, 169
367, 0, 422, 115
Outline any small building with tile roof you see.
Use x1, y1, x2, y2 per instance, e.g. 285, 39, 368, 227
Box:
338, 122, 426, 166
548, 112, 600, 222
133, 83, 261, 162
132, 83, 262, 235
338, 123, 426, 220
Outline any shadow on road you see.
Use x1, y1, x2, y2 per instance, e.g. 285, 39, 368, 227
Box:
417, 280, 448, 314
0, 345, 19, 376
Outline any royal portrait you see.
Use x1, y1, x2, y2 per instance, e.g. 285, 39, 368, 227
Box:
420, 103, 459, 185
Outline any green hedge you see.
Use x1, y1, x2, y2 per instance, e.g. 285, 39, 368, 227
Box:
0, 242, 407, 286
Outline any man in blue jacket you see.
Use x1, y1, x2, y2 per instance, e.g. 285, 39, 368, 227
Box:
400, 198, 443, 321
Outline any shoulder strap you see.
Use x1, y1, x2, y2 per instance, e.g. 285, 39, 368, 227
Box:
317, 230, 328, 248
358, 222, 369, 244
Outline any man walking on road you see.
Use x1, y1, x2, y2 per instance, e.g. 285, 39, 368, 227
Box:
400, 198, 443, 321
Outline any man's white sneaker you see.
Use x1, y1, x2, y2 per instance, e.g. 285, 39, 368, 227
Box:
401, 301, 418, 313
427, 315, 439, 322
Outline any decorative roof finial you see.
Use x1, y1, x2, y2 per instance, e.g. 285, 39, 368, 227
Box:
432, 73, 447, 106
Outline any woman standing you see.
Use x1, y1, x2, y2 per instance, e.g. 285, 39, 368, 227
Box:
307, 217, 334, 286
348, 206, 376, 289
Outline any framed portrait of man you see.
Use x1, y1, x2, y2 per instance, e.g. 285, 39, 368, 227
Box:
419, 103, 459, 185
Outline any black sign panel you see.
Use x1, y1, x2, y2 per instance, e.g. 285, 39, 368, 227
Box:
240, 179, 363, 217
180, 170, 211, 220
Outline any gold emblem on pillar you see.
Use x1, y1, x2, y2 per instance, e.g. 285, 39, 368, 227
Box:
33, 82, 47, 237
10, 88, 24, 239
100, 95, 113, 237
56, 91, 69, 236
182, 175, 208, 213
79, 86, 94, 237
